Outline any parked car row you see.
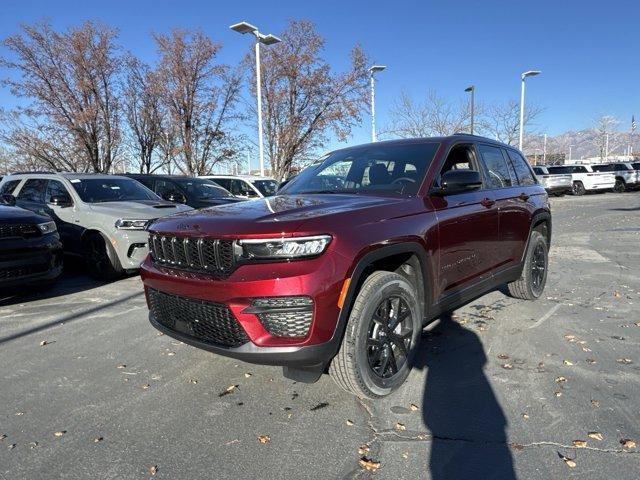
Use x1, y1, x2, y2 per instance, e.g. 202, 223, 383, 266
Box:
533, 162, 640, 195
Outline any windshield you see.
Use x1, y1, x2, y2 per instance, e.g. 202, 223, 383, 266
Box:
174, 178, 232, 200
280, 143, 440, 196
251, 179, 278, 196
633, 163, 640, 170
71, 178, 160, 203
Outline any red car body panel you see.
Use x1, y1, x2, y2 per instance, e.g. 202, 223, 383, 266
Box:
140, 135, 550, 369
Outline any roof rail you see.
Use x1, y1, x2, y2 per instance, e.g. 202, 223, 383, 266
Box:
8, 170, 59, 175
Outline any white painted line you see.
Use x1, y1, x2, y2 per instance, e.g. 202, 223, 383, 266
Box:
528, 303, 562, 329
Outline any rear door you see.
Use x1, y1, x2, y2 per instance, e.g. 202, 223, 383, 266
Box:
15, 178, 48, 216
476, 144, 520, 269
44, 179, 82, 253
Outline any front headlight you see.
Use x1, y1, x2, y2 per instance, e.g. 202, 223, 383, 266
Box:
37, 221, 57, 234
115, 218, 152, 230
237, 235, 331, 260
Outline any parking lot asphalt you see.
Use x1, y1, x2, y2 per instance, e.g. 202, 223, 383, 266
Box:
1, 193, 639, 480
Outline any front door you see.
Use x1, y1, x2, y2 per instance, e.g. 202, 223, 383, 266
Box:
430, 144, 500, 302
44, 179, 83, 254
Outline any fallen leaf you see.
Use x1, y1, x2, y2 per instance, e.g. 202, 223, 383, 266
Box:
555, 376, 567, 383
8, 443, 16, 450
510, 443, 524, 451
563, 360, 574, 365
590, 399, 600, 408
116, 364, 126, 369
497, 354, 510, 360
15, 412, 24, 416
554, 391, 562, 397
395, 423, 406, 431
502, 363, 514, 370
588, 432, 603, 441
401, 452, 409, 459
39, 340, 49, 346
29, 442, 38, 449
616, 358, 633, 365
167, 352, 176, 356
634, 322, 640, 327
409, 403, 419, 412
310, 402, 329, 411
225, 439, 240, 445
189, 379, 198, 384
0, 434, 5, 441
564, 334, 576, 342
257, 435, 270, 444
345, 419, 354, 426
149, 465, 158, 476
141, 384, 150, 390
359, 458, 381, 472
53, 431, 66, 438
93, 436, 104, 443
358, 444, 370, 455
244, 373, 252, 378
522, 413, 529, 419
558, 452, 576, 468
614, 291, 621, 298
572, 440, 587, 448
582, 347, 591, 352
620, 439, 636, 450
218, 385, 238, 397
586, 358, 596, 364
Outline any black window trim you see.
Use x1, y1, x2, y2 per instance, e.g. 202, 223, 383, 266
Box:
504, 147, 539, 187
476, 142, 517, 190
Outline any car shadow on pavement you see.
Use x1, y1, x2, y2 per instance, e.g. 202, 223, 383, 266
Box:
412, 314, 517, 480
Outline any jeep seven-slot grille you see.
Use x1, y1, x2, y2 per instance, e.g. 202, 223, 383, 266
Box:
148, 234, 235, 277
147, 288, 249, 348
0, 224, 41, 239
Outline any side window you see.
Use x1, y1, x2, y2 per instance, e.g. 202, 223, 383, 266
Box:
45, 180, 71, 203
136, 177, 155, 190
507, 150, 537, 186
155, 179, 179, 198
17, 179, 48, 202
0, 179, 21, 195
239, 180, 259, 197
212, 179, 231, 190
477, 145, 513, 188
573, 166, 587, 173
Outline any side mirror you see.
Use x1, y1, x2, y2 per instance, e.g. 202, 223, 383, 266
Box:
49, 194, 72, 208
163, 191, 187, 204
1, 193, 16, 206
432, 170, 482, 196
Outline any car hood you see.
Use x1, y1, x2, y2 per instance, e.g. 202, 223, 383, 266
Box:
149, 194, 418, 237
88, 200, 192, 219
0, 205, 51, 224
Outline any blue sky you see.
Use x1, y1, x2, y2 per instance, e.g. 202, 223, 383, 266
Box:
1, 0, 638, 151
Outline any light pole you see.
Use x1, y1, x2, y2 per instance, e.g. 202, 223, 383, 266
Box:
465, 85, 475, 134
543, 133, 547, 164
568, 144, 574, 163
519, 70, 541, 152
230, 21, 282, 176
369, 65, 386, 142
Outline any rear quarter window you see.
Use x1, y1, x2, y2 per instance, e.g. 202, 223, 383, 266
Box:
0, 179, 21, 195
506, 150, 537, 186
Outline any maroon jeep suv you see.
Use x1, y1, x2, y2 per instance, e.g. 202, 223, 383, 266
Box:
140, 134, 551, 398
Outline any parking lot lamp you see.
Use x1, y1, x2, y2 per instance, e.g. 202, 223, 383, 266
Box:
230, 22, 282, 176
465, 86, 475, 134
519, 70, 541, 151
369, 65, 386, 142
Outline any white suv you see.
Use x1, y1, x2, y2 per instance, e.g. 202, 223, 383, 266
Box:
591, 163, 640, 193
546, 165, 615, 195
200, 175, 278, 199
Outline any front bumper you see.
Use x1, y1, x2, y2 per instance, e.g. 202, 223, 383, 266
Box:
545, 185, 572, 194
111, 229, 150, 269
0, 234, 63, 288
140, 250, 351, 365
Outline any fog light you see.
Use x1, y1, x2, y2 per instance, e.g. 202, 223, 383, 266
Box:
245, 296, 314, 338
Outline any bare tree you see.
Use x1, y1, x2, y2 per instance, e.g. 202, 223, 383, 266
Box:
154, 29, 242, 176
122, 56, 163, 173
483, 100, 543, 148
386, 90, 473, 138
2, 21, 122, 172
592, 115, 622, 159
253, 20, 370, 181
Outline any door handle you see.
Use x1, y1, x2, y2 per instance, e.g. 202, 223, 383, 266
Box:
480, 198, 495, 208
518, 193, 530, 201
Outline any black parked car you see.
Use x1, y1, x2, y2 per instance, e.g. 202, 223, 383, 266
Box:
124, 174, 243, 209
0, 194, 63, 289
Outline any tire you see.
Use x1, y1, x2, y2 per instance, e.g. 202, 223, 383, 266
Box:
572, 181, 586, 196
613, 179, 626, 193
507, 231, 548, 300
84, 232, 123, 280
329, 271, 422, 399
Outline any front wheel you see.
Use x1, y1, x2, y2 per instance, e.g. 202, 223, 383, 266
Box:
329, 271, 422, 399
84, 232, 123, 280
507, 231, 548, 300
572, 181, 586, 196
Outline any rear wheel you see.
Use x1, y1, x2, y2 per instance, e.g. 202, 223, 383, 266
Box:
572, 181, 586, 196
507, 231, 548, 300
84, 232, 123, 280
329, 271, 421, 399
613, 179, 626, 193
